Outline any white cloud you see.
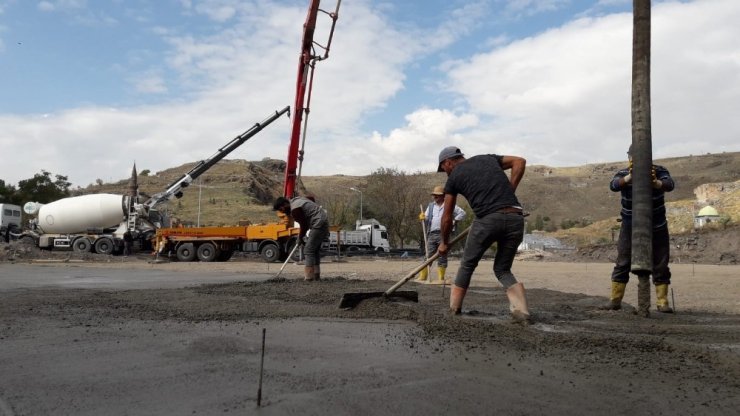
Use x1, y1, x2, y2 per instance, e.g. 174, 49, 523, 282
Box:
128, 72, 168, 94
37, 2, 55, 12
439, 0, 740, 166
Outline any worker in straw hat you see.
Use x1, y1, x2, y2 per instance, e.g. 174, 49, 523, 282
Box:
417, 185, 466, 284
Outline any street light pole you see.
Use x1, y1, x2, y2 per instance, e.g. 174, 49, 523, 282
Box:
350, 187, 363, 222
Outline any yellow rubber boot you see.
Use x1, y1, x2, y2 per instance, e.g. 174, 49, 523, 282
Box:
416, 267, 429, 282
655, 284, 674, 313
438, 266, 447, 283
599, 282, 626, 310
450, 285, 466, 315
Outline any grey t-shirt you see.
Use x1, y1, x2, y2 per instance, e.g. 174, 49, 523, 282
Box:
290, 197, 328, 229
444, 154, 521, 218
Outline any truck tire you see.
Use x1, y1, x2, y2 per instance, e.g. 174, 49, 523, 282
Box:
196, 242, 220, 262
176, 243, 196, 261
216, 249, 234, 262
72, 238, 92, 253
94, 237, 114, 255
260, 243, 280, 263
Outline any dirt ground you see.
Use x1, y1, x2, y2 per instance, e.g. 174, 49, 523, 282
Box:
1, 246, 739, 415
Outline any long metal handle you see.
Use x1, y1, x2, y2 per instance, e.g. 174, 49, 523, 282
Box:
275, 242, 301, 278
384, 226, 470, 296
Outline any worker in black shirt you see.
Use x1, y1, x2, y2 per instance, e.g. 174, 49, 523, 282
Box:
436, 146, 531, 323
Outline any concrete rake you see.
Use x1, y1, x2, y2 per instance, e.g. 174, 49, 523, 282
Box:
338, 227, 470, 309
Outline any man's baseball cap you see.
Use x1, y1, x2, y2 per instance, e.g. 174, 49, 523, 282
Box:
437, 146, 464, 172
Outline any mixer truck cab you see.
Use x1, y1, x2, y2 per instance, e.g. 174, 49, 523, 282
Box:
1, 203, 22, 242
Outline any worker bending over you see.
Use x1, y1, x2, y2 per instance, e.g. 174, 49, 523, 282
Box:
436, 146, 531, 323
273, 196, 329, 281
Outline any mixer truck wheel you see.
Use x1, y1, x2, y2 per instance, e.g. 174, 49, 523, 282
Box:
94, 238, 114, 255
196, 242, 220, 262
176, 243, 197, 261
72, 238, 92, 253
260, 243, 280, 263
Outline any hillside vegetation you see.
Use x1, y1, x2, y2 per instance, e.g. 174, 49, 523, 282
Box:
89, 151, 740, 247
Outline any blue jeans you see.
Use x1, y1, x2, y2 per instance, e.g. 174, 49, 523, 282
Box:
454, 212, 524, 289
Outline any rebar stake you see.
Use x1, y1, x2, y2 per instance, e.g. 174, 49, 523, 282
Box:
257, 328, 266, 407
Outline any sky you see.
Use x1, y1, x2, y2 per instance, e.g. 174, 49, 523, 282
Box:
1, 0, 738, 188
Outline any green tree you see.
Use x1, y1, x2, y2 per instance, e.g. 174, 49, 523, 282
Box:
363, 167, 428, 249
0, 179, 19, 204
15, 171, 71, 204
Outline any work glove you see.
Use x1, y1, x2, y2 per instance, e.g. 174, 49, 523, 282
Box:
652, 179, 663, 189
418, 212, 426, 221
623, 173, 632, 184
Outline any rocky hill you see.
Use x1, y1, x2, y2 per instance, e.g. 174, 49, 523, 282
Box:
89, 151, 739, 245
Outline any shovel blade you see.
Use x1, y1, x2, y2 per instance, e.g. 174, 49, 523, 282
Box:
339, 290, 418, 309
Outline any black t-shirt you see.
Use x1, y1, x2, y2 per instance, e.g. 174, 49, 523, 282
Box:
444, 154, 521, 218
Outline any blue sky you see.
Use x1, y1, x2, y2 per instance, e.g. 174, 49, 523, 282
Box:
1, 0, 738, 187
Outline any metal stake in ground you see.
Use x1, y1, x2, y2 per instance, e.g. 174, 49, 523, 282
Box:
257, 328, 266, 407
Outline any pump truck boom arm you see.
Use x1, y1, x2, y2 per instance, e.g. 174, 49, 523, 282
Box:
145, 106, 290, 209
283, 0, 340, 198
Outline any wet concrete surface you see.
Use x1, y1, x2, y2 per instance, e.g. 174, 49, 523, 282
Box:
0, 263, 739, 415
0, 262, 272, 290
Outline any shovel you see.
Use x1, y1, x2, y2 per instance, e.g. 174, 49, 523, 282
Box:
274, 242, 301, 279
338, 226, 470, 309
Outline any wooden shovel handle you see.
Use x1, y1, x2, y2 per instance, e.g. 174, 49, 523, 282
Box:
384, 226, 470, 296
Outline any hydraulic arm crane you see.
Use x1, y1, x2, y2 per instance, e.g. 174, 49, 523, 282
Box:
283, 0, 341, 198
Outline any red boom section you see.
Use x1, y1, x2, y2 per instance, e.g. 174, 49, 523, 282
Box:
283, 0, 340, 198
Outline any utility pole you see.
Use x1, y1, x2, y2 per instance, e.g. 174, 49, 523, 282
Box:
350, 187, 363, 222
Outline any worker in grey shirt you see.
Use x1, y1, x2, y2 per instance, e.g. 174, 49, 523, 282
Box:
273, 196, 329, 281
436, 146, 531, 323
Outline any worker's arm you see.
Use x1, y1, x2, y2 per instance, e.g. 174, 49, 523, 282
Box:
438, 193, 457, 256
500, 155, 526, 191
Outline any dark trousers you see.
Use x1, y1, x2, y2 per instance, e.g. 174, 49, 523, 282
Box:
304, 223, 329, 267
455, 212, 523, 290
611, 223, 671, 284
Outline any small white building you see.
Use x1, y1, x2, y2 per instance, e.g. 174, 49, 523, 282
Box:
694, 206, 720, 228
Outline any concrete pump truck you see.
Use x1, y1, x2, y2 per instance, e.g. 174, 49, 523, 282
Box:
153, 0, 343, 262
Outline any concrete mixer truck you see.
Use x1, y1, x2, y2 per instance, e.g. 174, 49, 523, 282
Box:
19, 107, 290, 254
